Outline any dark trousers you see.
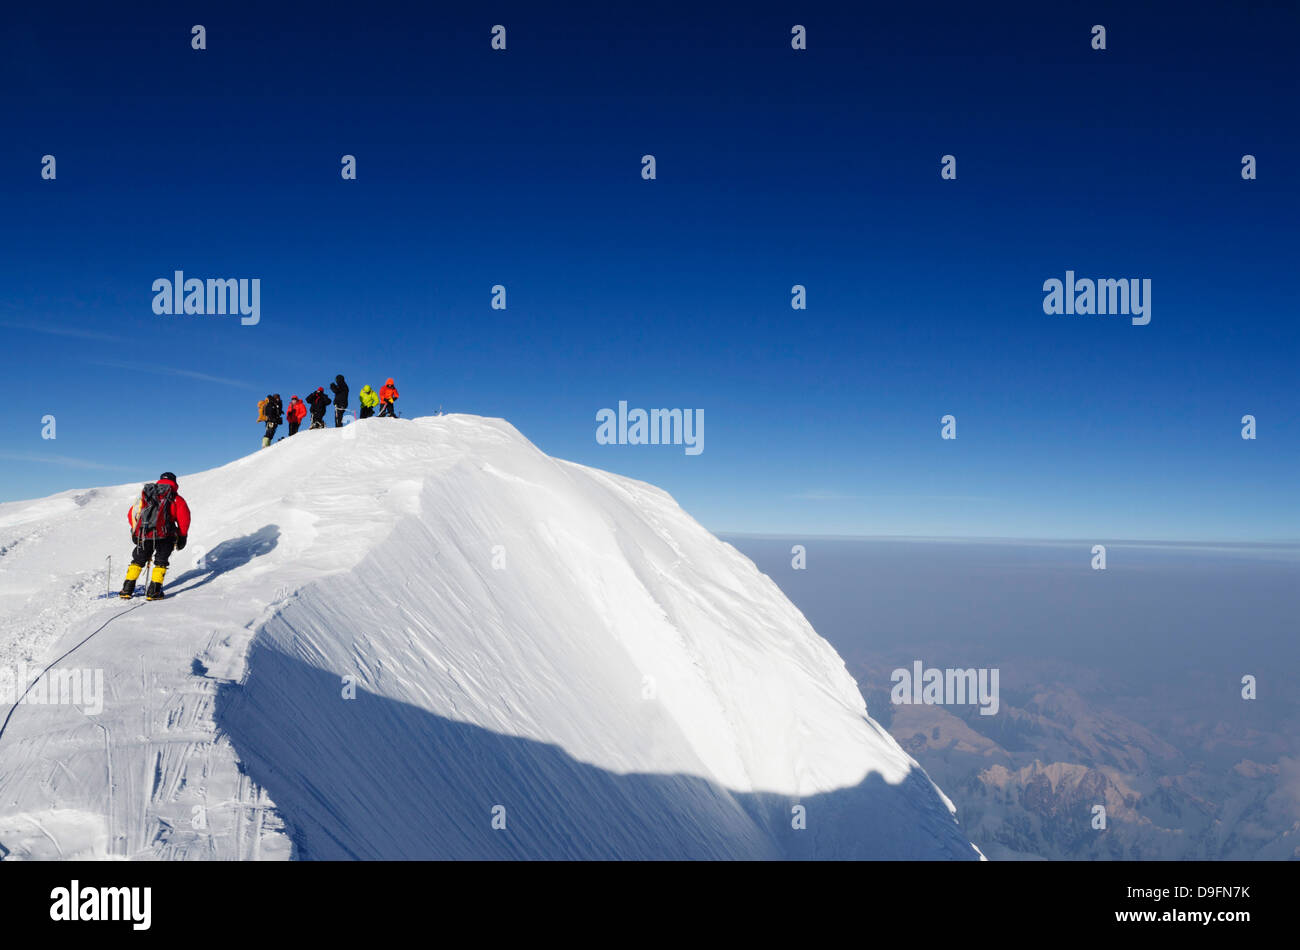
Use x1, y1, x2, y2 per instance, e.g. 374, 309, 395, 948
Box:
289, 420, 301, 435
310, 413, 326, 429
264, 421, 280, 440
131, 537, 176, 569
359, 405, 374, 419
378, 401, 396, 417
335, 407, 346, 427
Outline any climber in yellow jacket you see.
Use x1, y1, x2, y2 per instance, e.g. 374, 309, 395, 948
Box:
358, 385, 380, 419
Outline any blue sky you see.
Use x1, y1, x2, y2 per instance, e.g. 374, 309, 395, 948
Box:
0, 1, 1295, 540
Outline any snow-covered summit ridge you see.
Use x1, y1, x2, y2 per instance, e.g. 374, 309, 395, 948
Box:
0, 414, 979, 859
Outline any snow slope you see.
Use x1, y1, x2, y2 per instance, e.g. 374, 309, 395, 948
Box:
0, 415, 980, 859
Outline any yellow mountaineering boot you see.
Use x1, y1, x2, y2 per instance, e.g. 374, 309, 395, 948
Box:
120, 562, 143, 599
145, 565, 168, 601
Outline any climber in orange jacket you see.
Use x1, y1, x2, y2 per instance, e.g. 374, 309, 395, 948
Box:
286, 395, 308, 435
378, 378, 399, 418
120, 473, 192, 600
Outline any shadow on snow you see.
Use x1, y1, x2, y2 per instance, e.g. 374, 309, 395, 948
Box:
214, 638, 979, 861
169, 525, 280, 595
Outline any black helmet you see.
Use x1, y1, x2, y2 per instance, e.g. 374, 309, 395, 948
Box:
159, 472, 177, 482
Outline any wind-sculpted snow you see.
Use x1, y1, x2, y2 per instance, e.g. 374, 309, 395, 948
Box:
0, 415, 979, 859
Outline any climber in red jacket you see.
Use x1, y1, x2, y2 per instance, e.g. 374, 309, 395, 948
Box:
378, 378, 399, 418
120, 472, 192, 601
286, 395, 308, 435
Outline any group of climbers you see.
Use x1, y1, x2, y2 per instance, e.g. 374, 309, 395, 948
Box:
121, 377, 403, 601
256, 376, 399, 448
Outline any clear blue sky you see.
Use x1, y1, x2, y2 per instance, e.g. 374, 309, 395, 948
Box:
1, 1, 1295, 541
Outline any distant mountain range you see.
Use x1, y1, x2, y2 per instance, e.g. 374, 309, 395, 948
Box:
860, 657, 1300, 860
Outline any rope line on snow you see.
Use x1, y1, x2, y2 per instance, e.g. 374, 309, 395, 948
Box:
0, 602, 146, 746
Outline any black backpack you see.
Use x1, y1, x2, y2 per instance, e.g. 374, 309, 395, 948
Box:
135, 482, 177, 540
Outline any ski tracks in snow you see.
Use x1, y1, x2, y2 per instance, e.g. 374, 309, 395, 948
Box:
0, 600, 288, 859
